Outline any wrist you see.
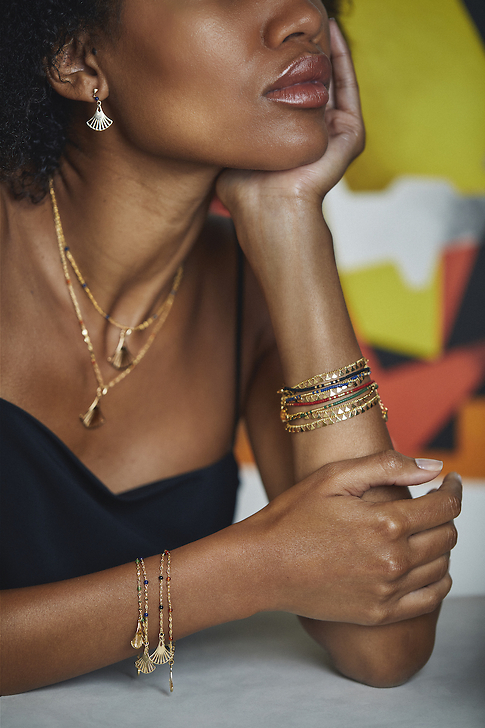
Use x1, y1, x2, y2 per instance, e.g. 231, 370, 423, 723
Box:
169, 518, 274, 639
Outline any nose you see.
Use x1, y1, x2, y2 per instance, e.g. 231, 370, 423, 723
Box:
262, 0, 326, 49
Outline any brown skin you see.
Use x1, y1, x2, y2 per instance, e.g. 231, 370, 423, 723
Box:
0, 1, 461, 694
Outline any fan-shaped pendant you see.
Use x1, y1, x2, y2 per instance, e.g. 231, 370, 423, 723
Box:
131, 621, 144, 650
108, 329, 133, 369
135, 649, 156, 675
150, 639, 170, 665
86, 100, 113, 131
80, 397, 105, 429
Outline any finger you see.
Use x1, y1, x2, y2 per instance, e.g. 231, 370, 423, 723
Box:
396, 554, 450, 598
408, 521, 458, 567
388, 473, 462, 536
387, 573, 452, 624
328, 18, 362, 116
321, 450, 444, 498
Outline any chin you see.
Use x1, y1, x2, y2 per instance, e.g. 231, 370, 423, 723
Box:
249, 118, 330, 171
255, 136, 329, 172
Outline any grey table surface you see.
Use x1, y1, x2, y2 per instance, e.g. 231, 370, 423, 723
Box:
2, 596, 484, 728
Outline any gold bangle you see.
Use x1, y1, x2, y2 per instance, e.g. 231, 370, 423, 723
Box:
284, 392, 382, 433
282, 383, 378, 423
290, 357, 368, 390
281, 370, 369, 405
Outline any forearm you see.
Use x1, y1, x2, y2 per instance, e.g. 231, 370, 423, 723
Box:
233, 202, 440, 684
232, 200, 391, 477
0, 520, 264, 695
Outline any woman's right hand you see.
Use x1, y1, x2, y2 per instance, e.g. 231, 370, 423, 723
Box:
249, 451, 461, 626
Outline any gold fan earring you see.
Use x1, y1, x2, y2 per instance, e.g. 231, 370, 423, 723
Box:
86, 88, 113, 131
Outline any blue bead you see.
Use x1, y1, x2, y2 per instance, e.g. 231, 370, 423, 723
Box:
144, 580, 148, 585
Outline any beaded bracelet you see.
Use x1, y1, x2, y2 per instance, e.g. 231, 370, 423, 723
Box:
150, 551, 170, 666
280, 368, 371, 405
166, 550, 175, 692
282, 382, 378, 423
285, 391, 383, 433
279, 358, 387, 433
132, 557, 156, 674
291, 357, 369, 390
130, 552, 175, 691
281, 380, 376, 417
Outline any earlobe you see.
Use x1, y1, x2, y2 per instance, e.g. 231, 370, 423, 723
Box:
45, 35, 109, 104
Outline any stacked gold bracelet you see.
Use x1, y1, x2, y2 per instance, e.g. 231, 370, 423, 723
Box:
279, 358, 388, 433
131, 552, 175, 691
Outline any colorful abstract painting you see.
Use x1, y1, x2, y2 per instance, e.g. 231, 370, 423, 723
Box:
325, 0, 485, 477
230, 0, 485, 478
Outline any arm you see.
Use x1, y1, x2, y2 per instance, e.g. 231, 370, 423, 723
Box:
1, 23, 460, 696
1, 450, 459, 695
218, 20, 460, 687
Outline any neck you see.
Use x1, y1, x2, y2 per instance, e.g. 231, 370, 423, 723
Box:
51, 141, 221, 325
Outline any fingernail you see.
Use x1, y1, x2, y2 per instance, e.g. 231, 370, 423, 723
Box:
415, 458, 443, 471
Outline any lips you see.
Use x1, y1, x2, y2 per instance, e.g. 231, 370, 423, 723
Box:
265, 54, 332, 109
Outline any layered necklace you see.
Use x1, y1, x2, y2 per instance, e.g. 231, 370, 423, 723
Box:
49, 179, 184, 429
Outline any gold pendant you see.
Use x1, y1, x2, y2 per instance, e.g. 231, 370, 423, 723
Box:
80, 395, 105, 429
108, 329, 133, 370
135, 648, 156, 675
150, 639, 170, 665
131, 621, 144, 650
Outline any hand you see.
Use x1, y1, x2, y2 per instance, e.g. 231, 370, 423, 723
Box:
252, 451, 461, 626
216, 19, 364, 214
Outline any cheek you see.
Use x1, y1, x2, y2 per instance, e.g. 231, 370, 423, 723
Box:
103, 4, 330, 170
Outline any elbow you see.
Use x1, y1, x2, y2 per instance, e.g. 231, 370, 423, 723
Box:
300, 609, 439, 689
330, 623, 437, 688
334, 651, 431, 688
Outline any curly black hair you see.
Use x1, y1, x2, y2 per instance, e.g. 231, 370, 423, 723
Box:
1, 0, 344, 202
0, 1, 121, 201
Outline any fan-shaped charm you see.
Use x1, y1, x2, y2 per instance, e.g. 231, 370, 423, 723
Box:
150, 639, 170, 665
135, 649, 156, 675
80, 396, 105, 429
108, 329, 133, 369
131, 620, 144, 650
86, 98, 113, 131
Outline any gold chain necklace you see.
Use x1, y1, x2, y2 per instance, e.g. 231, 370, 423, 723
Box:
49, 179, 184, 429
65, 246, 174, 370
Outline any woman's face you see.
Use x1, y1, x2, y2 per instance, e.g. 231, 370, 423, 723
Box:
99, 0, 331, 171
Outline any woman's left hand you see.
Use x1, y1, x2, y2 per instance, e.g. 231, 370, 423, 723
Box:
216, 19, 365, 215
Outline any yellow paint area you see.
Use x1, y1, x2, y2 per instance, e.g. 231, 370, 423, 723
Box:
341, 0, 485, 193
340, 262, 442, 360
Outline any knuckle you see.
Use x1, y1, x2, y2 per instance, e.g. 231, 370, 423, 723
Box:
427, 581, 449, 613
438, 555, 450, 580
447, 523, 458, 551
376, 449, 403, 477
365, 603, 390, 627
383, 553, 407, 579
376, 513, 404, 541
373, 579, 397, 600
448, 494, 462, 519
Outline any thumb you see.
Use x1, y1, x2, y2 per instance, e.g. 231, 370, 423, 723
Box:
320, 450, 443, 498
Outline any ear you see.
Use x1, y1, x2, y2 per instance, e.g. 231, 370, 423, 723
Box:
45, 34, 110, 103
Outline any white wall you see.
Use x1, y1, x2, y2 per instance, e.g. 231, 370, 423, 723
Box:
235, 465, 485, 597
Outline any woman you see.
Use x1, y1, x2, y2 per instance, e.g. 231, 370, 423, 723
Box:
0, 0, 461, 695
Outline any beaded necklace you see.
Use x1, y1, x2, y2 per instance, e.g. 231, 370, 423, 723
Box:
49, 179, 184, 429
65, 245, 175, 370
